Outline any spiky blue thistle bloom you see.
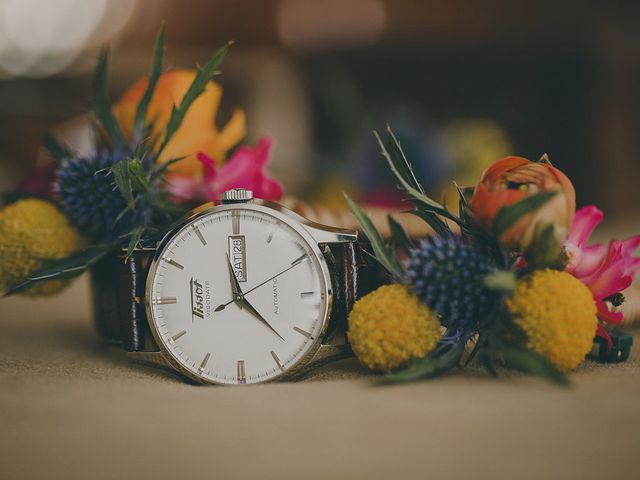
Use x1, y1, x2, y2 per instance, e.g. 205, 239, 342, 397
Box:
56, 151, 134, 239
407, 236, 498, 334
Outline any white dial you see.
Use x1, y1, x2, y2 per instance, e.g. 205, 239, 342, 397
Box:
147, 204, 330, 385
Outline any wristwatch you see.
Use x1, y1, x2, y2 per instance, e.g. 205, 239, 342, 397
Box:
90, 188, 387, 385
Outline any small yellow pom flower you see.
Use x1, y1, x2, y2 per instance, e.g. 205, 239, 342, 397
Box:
506, 269, 597, 372
348, 285, 441, 372
0, 199, 83, 296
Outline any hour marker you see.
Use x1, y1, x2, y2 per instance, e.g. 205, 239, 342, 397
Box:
163, 257, 184, 270
192, 225, 207, 245
232, 211, 240, 234
291, 253, 308, 266
266, 230, 274, 243
237, 360, 246, 384
169, 330, 186, 343
300, 291, 315, 299
198, 352, 211, 373
270, 351, 284, 371
293, 326, 314, 340
154, 296, 177, 305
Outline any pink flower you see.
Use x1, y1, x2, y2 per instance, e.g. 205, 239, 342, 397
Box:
166, 137, 283, 204
565, 205, 640, 347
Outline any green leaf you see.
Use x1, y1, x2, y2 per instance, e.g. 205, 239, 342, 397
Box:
113, 203, 134, 227
479, 350, 498, 377
387, 214, 414, 254
133, 27, 164, 142
157, 43, 230, 154
345, 195, 405, 282
42, 133, 73, 163
92, 48, 127, 148
494, 345, 568, 385
110, 160, 135, 208
124, 227, 145, 261
378, 341, 465, 384
483, 270, 517, 293
455, 182, 474, 219
457, 183, 474, 204
524, 223, 564, 269
492, 190, 557, 236
374, 128, 462, 226
128, 158, 150, 194
409, 209, 451, 237
384, 126, 425, 194
150, 155, 186, 180
110, 157, 150, 211
4, 244, 115, 296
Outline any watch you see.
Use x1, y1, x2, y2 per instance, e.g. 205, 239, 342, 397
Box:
90, 188, 387, 385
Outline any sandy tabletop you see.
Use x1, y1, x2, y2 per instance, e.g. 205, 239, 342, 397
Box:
1, 274, 639, 480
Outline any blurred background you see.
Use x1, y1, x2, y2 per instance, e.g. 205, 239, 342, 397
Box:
1, 0, 639, 216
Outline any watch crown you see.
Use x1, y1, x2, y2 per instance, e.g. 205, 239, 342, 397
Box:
221, 188, 254, 204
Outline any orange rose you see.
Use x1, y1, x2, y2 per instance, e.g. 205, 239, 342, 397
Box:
113, 69, 246, 177
468, 156, 576, 251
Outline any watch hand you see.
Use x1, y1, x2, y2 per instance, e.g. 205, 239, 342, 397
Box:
214, 301, 232, 312
219, 254, 283, 340
225, 254, 244, 309
212, 253, 246, 312
213, 272, 284, 340
240, 256, 306, 298
239, 297, 284, 341
214, 254, 307, 313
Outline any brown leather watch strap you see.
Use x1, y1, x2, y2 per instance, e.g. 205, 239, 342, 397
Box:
91, 242, 388, 352
91, 250, 154, 352
324, 241, 387, 320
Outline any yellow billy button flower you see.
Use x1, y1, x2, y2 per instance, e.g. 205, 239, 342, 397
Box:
348, 285, 441, 372
0, 199, 83, 296
506, 269, 597, 372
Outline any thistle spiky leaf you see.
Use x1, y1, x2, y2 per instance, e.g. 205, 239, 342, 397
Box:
157, 42, 231, 154
42, 133, 73, 163
383, 126, 425, 194
4, 244, 115, 296
92, 48, 127, 148
409, 209, 451, 237
345, 195, 405, 282
374, 127, 461, 226
378, 341, 465, 384
387, 214, 414, 255
124, 227, 145, 261
133, 27, 165, 143
492, 345, 568, 386
110, 159, 135, 209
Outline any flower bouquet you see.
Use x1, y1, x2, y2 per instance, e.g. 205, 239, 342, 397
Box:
346, 127, 638, 383
0, 29, 282, 296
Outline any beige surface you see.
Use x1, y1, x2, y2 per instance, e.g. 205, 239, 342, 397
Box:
1, 275, 640, 480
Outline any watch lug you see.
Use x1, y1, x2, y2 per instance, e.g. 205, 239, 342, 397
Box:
308, 343, 352, 365
308, 322, 352, 365
251, 198, 357, 244
302, 223, 358, 244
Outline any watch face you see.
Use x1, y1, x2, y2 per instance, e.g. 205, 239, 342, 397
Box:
146, 203, 331, 385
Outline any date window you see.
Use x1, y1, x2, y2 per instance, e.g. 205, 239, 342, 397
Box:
228, 235, 247, 282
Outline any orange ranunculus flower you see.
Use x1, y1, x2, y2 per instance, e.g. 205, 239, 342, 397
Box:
113, 69, 246, 177
468, 156, 576, 251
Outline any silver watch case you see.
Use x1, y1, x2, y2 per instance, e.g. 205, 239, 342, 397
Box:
133, 198, 357, 385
